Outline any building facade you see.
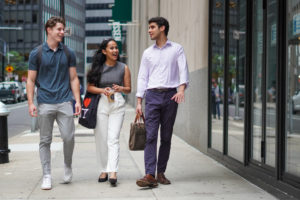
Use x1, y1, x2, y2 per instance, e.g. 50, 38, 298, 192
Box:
85, 0, 113, 66
126, 0, 300, 198
2, 0, 85, 82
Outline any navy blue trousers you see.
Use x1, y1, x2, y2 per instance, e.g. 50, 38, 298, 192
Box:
144, 89, 178, 176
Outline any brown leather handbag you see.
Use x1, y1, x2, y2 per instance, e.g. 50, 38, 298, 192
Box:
129, 113, 146, 151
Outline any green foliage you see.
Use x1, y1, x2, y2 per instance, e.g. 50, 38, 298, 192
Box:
5, 51, 28, 72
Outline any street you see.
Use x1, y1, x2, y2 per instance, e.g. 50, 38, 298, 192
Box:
6, 101, 31, 138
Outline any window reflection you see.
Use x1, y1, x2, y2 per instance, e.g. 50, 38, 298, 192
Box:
211, 0, 225, 153
252, 0, 263, 162
286, 0, 300, 177
227, 0, 246, 162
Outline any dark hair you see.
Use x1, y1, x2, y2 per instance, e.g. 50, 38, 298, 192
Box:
148, 17, 169, 36
87, 38, 119, 85
45, 16, 66, 35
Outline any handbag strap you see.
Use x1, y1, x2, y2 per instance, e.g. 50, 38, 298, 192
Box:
134, 113, 145, 123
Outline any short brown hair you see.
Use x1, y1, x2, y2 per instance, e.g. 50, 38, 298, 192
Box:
45, 16, 65, 35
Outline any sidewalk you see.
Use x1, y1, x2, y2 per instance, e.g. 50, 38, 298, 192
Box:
0, 104, 278, 200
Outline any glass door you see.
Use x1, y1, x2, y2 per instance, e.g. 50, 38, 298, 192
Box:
227, 0, 246, 162
251, 0, 277, 167
285, 0, 300, 178
210, 0, 225, 153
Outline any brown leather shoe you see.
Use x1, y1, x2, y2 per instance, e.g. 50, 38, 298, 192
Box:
156, 173, 171, 185
136, 174, 158, 187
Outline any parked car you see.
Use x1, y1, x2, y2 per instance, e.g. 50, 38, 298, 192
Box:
0, 81, 24, 103
22, 82, 27, 100
292, 91, 300, 114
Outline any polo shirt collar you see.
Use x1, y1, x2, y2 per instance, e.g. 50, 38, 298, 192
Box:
43, 42, 63, 52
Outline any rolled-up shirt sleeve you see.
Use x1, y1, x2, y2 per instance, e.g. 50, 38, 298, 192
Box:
177, 46, 189, 87
136, 52, 149, 98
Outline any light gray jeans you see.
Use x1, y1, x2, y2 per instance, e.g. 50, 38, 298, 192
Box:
38, 101, 75, 175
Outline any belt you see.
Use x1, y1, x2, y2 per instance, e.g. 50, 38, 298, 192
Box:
148, 88, 176, 93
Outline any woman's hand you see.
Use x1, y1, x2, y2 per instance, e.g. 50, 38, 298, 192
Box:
103, 87, 112, 96
112, 84, 123, 93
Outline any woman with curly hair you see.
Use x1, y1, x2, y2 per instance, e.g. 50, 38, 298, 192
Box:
86, 38, 131, 186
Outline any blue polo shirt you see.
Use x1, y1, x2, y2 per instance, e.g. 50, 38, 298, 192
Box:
28, 42, 76, 104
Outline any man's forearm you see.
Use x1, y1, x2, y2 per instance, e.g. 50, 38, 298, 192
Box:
26, 80, 35, 105
137, 97, 143, 105
178, 84, 186, 92
71, 77, 81, 103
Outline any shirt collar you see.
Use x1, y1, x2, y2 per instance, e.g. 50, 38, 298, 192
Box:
154, 40, 172, 49
43, 42, 63, 52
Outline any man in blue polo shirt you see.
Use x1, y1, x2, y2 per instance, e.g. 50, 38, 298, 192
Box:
27, 16, 81, 190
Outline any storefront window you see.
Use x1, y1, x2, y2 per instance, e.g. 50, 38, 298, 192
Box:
227, 0, 246, 162
211, 0, 225, 153
265, 0, 277, 167
251, 0, 263, 162
286, 0, 300, 177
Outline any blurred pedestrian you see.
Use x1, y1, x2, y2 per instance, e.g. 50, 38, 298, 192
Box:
136, 17, 189, 187
212, 81, 221, 119
27, 16, 81, 190
86, 38, 131, 186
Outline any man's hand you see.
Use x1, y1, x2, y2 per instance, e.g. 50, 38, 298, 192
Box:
136, 97, 143, 115
136, 103, 143, 115
28, 103, 37, 117
171, 90, 185, 103
74, 101, 81, 116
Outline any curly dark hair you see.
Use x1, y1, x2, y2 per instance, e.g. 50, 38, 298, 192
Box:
87, 38, 120, 85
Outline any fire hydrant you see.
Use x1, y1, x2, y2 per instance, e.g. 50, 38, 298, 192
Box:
0, 102, 10, 164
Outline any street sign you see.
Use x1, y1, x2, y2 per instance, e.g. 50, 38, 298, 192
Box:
112, 0, 132, 22
5, 65, 14, 72
112, 22, 122, 41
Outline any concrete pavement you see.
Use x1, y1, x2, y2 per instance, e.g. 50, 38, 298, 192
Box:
0, 104, 278, 200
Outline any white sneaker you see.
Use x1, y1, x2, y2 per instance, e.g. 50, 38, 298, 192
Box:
63, 165, 73, 183
41, 174, 52, 190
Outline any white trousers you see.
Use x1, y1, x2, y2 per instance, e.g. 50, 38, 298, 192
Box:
94, 92, 125, 174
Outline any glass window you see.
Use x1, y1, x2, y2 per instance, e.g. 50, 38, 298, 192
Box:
10, 30, 17, 43
24, 30, 31, 42
32, 30, 38, 42
227, 0, 246, 162
10, 11, 17, 24
17, 30, 23, 42
17, 11, 24, 24
265, 0, 277, 167
251, 0, 263, 162
32, 11, 37, 24
210, 0, 225, 152
286, 0, 300, 177
25, 11, 31, 23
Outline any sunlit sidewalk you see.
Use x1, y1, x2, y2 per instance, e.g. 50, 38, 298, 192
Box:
0, 104, 278, 200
